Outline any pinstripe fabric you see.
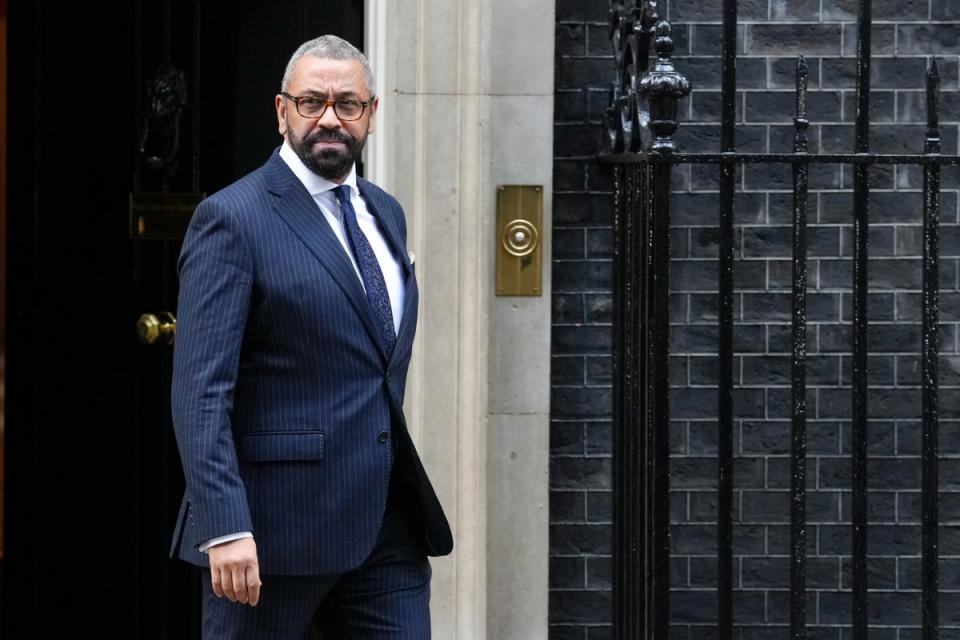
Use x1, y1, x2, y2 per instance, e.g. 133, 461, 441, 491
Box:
169, 148, 452, 577
200, 469, 431, 639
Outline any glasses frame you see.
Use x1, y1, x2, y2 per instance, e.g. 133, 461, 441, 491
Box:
281, 92, 375, 122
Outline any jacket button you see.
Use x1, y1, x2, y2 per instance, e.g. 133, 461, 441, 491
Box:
378, 431, 390, 443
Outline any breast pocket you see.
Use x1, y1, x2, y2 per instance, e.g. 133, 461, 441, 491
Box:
237, 431, 325, 462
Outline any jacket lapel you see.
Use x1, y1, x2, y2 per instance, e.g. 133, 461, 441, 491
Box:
392, 268, 418, 366
263, 152, 390, 362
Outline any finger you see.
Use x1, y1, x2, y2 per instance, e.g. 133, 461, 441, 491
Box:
232, 565, 249, 604
221, 566, 238, 602
211, 567, 225, 599
247, 565, 262, 607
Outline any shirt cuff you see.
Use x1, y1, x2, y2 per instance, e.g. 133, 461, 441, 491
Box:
198, 531, 254, 553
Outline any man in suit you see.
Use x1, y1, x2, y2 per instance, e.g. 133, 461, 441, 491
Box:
168, 34, 453, 638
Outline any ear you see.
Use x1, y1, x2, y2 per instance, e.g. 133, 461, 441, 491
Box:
366, 96, 379, 135
275, 94, 288, 136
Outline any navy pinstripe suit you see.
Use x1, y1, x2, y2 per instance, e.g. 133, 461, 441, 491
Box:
168, 148, 453, 629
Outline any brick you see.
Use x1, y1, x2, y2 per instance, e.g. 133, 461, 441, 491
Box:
586, 163, 614, 192
747, 25, 843, 55
551, 489, 585, 521
671, 57, 767, 92
553, 293, 584, 324
821, 0, 857, 21
586, 88, 612, 122
770, 57, 822, 89
745, 90, 842, 123
687, 421, 719, 455
672, 523, 719, 555
553, 387, 613, 419
584, 293, 613, 324
548, 624, 584, 640
741, 354, 791, 384
554, 261, 612, 292
551, 456, 611, 490
555, 122, 607, 156
555, 90, 588, 122
555, 193, 613, 225
585, 228, 612, 259
550, 523, 611, 555
558, 58, 615, 91
587, 491, 612, 523
556, 23, 586, 57
586, 557, 612, 589
552, 422, 584, 455
742, 557, 790, 588
553, 326, 612, 355
554, 228, 585, 259
554, 160, 586, 192
841, 24, 896, 55
840, 89, 896, 123
550, 590, 611, 625
690, 24, 747, 57
551, 556, 585, 588
586, 627, 612, 640
552, 355, 584, 386
585, 421, 612, 455
556, 0, 607, 23
688, 556, 716, 587
670, 589, 717, 624
671, 324, 719, 352
933, 0, 960, 20
688, 491, 716, 522
899, 25, 960, 55
679, 124, 767, 156
770, 0, 820, 21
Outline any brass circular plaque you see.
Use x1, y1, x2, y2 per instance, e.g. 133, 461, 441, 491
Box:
502, 219, 539, 257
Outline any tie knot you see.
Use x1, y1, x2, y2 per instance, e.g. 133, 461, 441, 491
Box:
332, 184, 351, 206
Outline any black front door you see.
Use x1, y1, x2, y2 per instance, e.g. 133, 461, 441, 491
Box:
6, 2, 363, 636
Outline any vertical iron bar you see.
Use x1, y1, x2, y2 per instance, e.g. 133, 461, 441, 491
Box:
717, 0, 738, 638
851, 1, 872, 638
922, 59, 941, 640
790, 57, 810, 640
612, 162, 627, 640
613, 160, 644, 640
641, 162, 654, 640
652, 157, 672, 640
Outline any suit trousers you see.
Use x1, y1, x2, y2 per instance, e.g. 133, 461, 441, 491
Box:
200, 463, 432, 639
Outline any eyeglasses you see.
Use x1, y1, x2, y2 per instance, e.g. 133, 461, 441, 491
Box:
281, 92, 374, 121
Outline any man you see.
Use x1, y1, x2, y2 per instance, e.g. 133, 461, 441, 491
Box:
168, 34, 453, 638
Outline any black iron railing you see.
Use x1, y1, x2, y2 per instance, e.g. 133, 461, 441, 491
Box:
603, 1, 954, 638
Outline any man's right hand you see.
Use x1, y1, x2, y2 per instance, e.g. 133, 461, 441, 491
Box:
208, 537, 262, 606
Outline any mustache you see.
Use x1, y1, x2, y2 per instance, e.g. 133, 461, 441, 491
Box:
305, 129, 355, 146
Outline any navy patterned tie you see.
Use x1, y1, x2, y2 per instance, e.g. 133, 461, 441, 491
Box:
333, 184, 397, 356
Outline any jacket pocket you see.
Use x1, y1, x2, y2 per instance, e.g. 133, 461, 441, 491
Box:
237, 431, 325, 462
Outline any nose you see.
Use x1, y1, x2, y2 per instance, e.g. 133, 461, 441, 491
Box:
316, 103, 342, 128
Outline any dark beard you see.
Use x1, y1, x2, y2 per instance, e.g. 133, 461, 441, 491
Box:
289, 126, 365, 181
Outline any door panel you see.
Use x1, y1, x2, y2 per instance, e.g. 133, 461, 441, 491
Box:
6, 2, 364, 636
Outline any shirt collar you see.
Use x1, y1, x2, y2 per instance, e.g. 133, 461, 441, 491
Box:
278, 139, 358, 199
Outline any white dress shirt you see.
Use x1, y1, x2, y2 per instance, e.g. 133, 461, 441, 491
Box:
197, 142, 406, 553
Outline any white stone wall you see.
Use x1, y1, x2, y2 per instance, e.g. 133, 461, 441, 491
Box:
366, 1, 555, 637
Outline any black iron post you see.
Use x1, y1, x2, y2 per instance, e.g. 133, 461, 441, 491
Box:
607, 4, 689, 638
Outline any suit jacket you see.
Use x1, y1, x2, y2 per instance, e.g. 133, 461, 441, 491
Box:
168, 149, 453, 575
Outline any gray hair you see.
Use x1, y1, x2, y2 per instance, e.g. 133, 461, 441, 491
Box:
281, 35, 376, 97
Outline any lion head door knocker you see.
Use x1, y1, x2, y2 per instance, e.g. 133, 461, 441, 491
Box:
138, 63, 188, 185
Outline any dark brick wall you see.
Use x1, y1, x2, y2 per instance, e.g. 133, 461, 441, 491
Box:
551, 1, 960, 638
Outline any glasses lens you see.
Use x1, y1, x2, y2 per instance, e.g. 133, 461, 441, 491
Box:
298, 98, 326, 118
335, 100, 363, 120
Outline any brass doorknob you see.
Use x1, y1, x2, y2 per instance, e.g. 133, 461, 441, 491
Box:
137, 312, 176, 346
